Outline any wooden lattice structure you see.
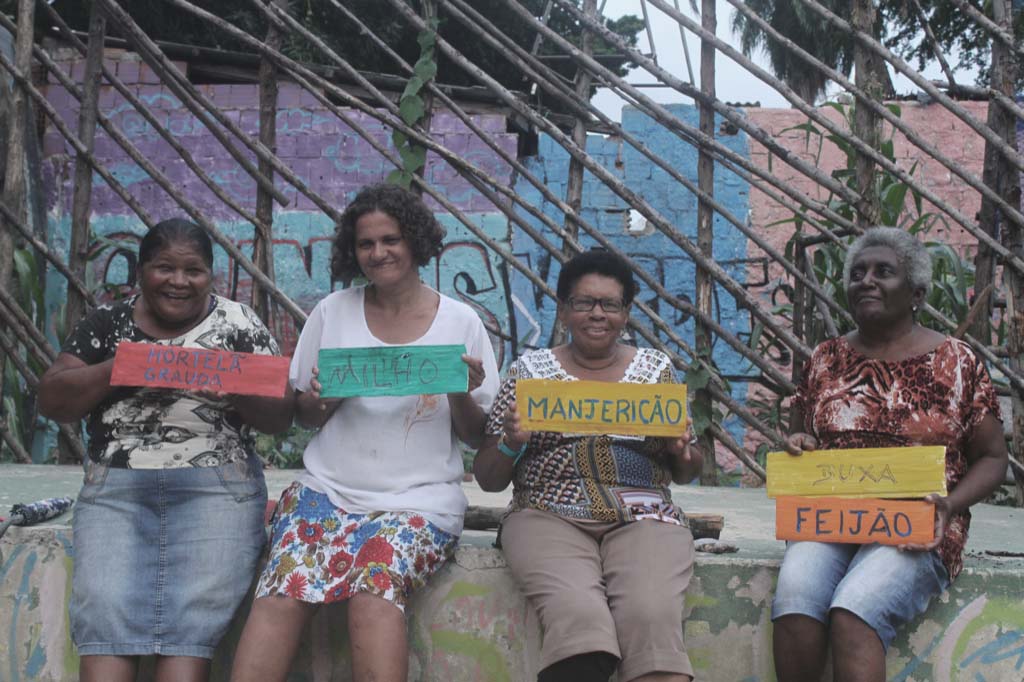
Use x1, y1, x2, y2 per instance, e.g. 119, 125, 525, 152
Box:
0, 0, 1021, 499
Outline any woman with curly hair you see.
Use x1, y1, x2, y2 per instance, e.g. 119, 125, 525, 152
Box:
231, 184, 499, 682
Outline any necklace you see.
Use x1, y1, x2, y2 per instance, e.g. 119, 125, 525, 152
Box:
568, 344, 620, 371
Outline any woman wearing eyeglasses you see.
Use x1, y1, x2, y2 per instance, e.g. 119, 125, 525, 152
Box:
474, 249, 702, 682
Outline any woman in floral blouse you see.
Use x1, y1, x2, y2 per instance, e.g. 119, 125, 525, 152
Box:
772, 227, 1008, 682
38, 219, 292, 682
475, 249, 702, 682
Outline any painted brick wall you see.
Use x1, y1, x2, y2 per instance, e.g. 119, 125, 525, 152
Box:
40, 53, 516, 365
511, 104, 756, 470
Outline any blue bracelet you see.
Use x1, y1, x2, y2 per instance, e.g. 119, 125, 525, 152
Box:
497, 437, 527, 464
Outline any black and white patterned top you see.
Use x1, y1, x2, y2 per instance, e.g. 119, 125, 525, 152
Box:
485, 347, 684, 524
62, 294, 281, 469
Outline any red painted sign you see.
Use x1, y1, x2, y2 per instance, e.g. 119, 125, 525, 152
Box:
110, 341, 290, 398
775, 496, 935, 546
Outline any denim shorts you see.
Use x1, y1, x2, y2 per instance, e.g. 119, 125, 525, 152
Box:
70, 456, 267, 659
771, 541, 950, 649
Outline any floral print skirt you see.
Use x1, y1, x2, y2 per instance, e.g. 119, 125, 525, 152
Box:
255, 481, 457, 612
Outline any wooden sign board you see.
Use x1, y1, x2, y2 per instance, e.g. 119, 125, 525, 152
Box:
318, 344, 467, 398
516, 379, 687, 437
766, 446, 946, 499
775, 496, 935, 546
110, 341, 290, 397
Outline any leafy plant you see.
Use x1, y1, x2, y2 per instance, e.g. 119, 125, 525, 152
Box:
1, 247, 48, 462
387, 16, 438, 189
770, 102, 989, 350
253, 425, 315, 469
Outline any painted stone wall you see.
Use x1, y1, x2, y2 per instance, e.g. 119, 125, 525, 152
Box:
4, 525, 1023, 681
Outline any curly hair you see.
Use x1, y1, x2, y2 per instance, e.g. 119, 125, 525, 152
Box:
330, 184, 446, 283
842, 226, 933, 296
556, 248, 639, 305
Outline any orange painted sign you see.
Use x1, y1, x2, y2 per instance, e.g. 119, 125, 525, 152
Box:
110, 341, 290, 397
775, 496, 934, 546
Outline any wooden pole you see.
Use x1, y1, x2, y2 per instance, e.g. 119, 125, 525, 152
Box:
0, 199, 96, 306
387, 0, 813, 360
0, 0, 34, 298
551, 0, 596, 347
443, 0, 851, 324
696, 0, 716, 485
66, 3, 105, 345
606, 0, 1024, 269
1, 0, 36, 465
987, 0, 1024, 505
852, 0, 882, 229
948, 0, 1024, 60
252, 0, 287, 328
0, 329, 86, 462
320, 0, 798, 391
33, 5, 279, 247
795, 0, 1024, 175
0, 37, 309, 326
94, 0, 306, 212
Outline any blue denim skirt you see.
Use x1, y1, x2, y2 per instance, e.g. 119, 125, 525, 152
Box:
69, 456, 267, 659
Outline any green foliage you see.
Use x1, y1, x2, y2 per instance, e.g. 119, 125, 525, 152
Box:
387, 17, 437, 189
1, 247, 47, 462
730, 0, 1024, 101
253, 425, 315, 469
773, 102, 990, 349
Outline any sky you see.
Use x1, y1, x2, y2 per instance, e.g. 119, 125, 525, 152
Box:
591, 0, 981, 119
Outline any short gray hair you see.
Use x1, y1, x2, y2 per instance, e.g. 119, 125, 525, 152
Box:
842, 227, 933, 295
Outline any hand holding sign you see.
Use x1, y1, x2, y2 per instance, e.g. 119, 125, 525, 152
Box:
897, 493, 950, 552
500, 399, 533, 451
515, 379, 687, 437
663, 419, 702, 483
318, 345, 468, 399
110, 341, 290, 398
784, 432, 818, 456
768, 445, 947, 548
460, 354, 486, 395
310, 366, 344, 412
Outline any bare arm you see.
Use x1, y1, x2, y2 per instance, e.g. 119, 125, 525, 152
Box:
230, 389, 295, 435
448, 354, 488, 448
663, 422, 703, 484
473, 400, 531, 492
37, 353, 117, 423
293, 366, 343, 429
901, 415, 1008, 552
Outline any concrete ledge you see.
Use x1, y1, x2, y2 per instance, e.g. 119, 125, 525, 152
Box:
2, 466, 1023, 681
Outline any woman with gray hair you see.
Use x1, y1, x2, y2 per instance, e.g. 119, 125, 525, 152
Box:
771, 227, 1007, 682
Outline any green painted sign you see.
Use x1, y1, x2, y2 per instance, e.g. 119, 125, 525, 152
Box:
317, 344, 468, 398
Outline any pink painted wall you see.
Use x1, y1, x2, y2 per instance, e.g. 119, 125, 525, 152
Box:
737, 101, 1000, 479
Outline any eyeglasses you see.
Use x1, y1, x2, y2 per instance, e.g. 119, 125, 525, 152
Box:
567, 296, 626, 313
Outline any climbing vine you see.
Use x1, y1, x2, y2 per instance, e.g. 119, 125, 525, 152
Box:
387, 17, 438, 189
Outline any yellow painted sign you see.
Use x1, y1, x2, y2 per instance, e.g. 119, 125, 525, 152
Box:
766, 446, 947, 499
515, 379, 687, 437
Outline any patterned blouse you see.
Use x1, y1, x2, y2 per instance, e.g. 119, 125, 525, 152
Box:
795, 336, 1002, 579
62, 295, 281, 469
486, 347, 683, 525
